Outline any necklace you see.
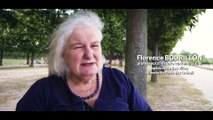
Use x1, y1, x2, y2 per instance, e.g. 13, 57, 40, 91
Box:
80, 74, 100, 100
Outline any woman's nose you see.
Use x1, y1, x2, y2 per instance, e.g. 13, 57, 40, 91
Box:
84, 47, 93, 59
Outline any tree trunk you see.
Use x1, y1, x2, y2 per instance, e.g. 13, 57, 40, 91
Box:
119, 59, 123, 67
108, 57, 112, 65
30, 51, 35, 67
0, 50, 3, 66
125, 9, 147, 99
151, 43, 159, 83
26, 52, 30, 65
150, 19, 163, 83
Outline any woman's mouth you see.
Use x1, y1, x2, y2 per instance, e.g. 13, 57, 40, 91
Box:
81, 63, 94, 66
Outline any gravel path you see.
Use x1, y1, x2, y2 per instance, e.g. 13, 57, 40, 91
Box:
0, 67, 48, 82
0, 67, 48, 111
182, 66, 213, 106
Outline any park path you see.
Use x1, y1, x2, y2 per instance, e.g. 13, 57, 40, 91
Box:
0, 67, 48, 111
0, 66, 48, 82
181, 66, 213, 106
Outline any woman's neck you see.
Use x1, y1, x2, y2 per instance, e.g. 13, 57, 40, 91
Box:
69, 74, 96, 85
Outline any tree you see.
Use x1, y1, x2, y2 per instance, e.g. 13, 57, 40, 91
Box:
0, 9, 18, 66
148, 9, 205, 83
125, 9, 148, 98
12, 9, 69, 66
91, 9, 126, 66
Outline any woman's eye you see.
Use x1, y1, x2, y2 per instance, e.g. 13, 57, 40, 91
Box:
74, 46, 83, 49
92, 45, 99, 48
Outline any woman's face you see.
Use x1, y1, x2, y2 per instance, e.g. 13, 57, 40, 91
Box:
63, 26, 103, 78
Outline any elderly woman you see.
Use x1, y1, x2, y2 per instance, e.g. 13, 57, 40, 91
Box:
16, 11, 152, 111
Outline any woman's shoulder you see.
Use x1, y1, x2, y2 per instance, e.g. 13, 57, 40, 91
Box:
103, 65, 129, 82
103, 65, 133, 96
103, 64, 123, 72
103, 65, 125, 75
35, 74, 61, 83
31, 75, 64, 89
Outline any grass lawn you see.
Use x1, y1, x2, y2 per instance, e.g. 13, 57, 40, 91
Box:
2, 59, 26, 66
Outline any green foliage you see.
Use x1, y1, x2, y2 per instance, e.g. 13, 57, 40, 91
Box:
178, 50, 213, 64
4, 51, 26, 59
0, 9, 70, 65
0, 9, 18, 28
91, 9, 127, 60
0, 9, 18, 51
200, 58, 211, 64
2, 9, 205, 66
1, 9, 127, 65
180, 49, 191, 56
148, 9, 205, 56
1, 9, 128, 65
148, 9, 205, 83
13, 9, 69, 53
